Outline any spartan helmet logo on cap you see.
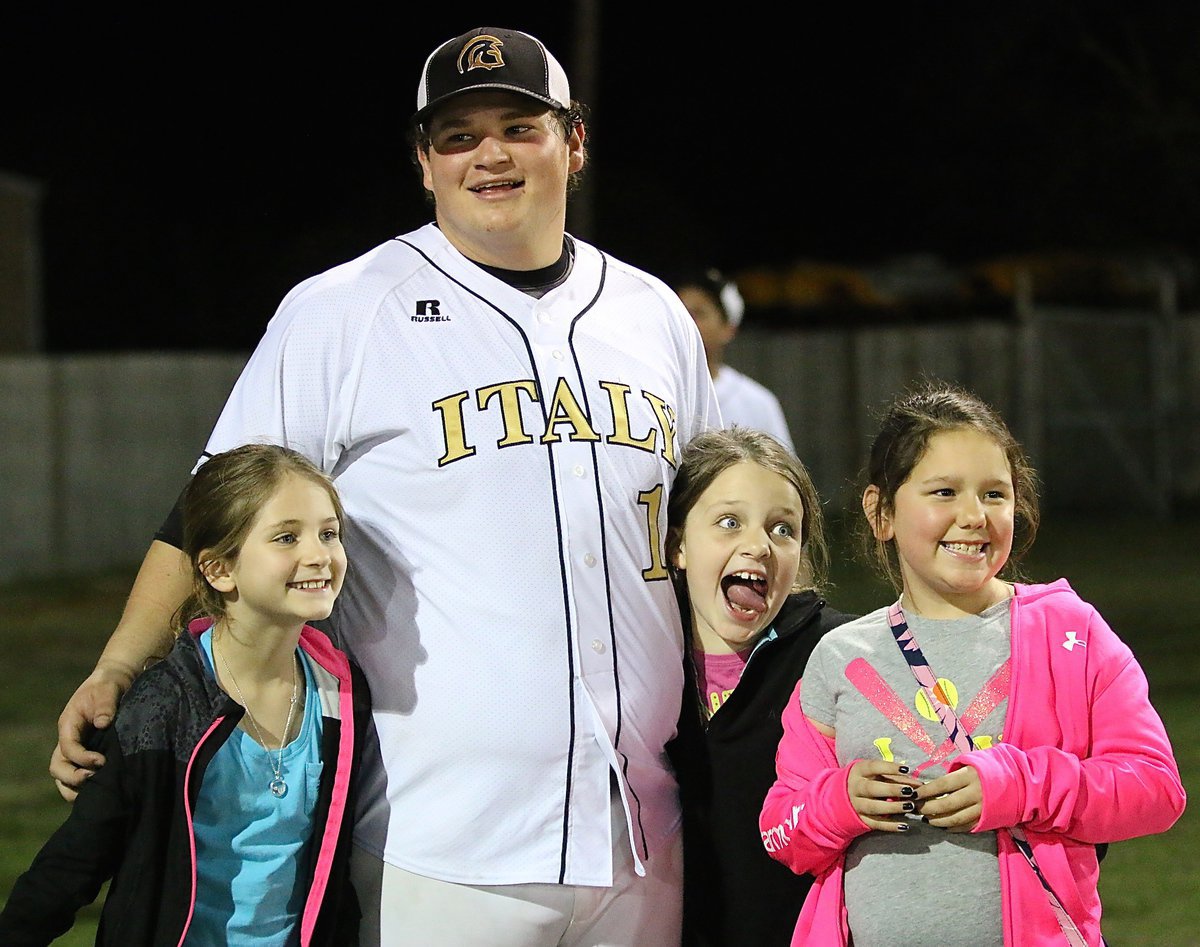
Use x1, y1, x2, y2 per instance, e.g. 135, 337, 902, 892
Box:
458, 35, 506, 74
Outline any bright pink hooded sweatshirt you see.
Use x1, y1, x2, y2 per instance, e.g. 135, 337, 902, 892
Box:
760, 580, 1185, 946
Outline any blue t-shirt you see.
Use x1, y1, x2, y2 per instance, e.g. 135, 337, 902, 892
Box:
188, 629, 324, 946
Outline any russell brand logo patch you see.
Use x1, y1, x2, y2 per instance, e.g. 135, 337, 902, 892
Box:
412, 300, 450, 322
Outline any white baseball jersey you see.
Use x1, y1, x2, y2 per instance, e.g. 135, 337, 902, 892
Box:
713, 364, 794, 451
199, 223, 719, 886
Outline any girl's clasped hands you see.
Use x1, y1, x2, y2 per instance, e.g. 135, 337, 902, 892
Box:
846, 760, 982, 833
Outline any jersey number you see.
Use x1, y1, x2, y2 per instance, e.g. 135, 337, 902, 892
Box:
637, 484, 669, 581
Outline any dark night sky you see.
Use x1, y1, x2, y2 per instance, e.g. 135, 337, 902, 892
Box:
5, 5, 1200, 351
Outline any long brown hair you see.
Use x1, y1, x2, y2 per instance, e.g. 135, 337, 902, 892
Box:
176, 444, 345, 628
859, 379, 1040, 592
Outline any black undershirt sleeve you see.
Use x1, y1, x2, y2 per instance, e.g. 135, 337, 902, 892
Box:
153, 481, 188, 550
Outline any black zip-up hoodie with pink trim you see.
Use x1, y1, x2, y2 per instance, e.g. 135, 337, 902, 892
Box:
0, 622, 370, 946
671, 591, 856, 947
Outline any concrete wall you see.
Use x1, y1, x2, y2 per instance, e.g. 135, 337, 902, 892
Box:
733, 319, 1021, 508
2, 312, 1196, 583
727, 310, 1199, 513
0, 353, 246, 581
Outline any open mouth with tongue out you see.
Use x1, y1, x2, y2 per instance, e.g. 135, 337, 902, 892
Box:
721, 571, 769, 620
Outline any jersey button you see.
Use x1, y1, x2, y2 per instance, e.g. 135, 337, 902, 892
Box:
583, 553, 597, 567
591, 639, 605, 654
538, 311, 552, 324
552, 349, 565, 360
572, 464, 585, 478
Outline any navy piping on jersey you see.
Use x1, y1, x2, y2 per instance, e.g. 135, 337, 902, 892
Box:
566, 254, 650, 861
394, 236, 617, 883
550, 256, 610, 879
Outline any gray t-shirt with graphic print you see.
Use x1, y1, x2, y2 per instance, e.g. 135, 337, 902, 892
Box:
801, 599, 1012, 947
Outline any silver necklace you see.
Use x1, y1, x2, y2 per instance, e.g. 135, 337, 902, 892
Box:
217, 641, 300, 799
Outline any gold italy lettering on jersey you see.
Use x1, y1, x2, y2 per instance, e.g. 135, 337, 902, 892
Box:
641, 392, 679, 468
477, 380, 538, 448
540, 378, 602, 445
432, 378, 679, 466
432, 391, 476, 466
599, 381, 657, 454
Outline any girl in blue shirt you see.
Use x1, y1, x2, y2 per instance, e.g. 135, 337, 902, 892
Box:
0, 444, 370, 946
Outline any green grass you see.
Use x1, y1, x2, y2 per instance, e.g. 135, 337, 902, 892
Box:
0, 514, 1195, 943
0, 572, 131, 945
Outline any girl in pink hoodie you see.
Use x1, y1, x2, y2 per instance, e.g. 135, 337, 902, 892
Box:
759, 380, 1185, 946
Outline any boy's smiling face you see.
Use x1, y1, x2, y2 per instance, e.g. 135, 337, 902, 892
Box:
417, 90, 585, 270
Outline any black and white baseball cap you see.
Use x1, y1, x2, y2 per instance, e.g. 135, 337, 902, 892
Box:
414, 27, 571, 126
676, 266, 747, 328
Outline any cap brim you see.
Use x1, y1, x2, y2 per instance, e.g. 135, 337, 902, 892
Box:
413, 85, 564, 126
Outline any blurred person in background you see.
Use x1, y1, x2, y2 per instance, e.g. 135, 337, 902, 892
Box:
673, 266, 794, 452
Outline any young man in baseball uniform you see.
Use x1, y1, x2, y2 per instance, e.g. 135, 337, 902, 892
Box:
49, 25, 718, 947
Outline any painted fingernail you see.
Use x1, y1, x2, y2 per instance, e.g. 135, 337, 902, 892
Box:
900, 786, 917, 798
902, 801, 915, 812
896, 822, 910, 832
898, 765, 910, 774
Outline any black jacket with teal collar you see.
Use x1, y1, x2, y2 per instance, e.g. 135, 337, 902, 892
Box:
0, 622, 371, 946
673, 590, 856, 947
